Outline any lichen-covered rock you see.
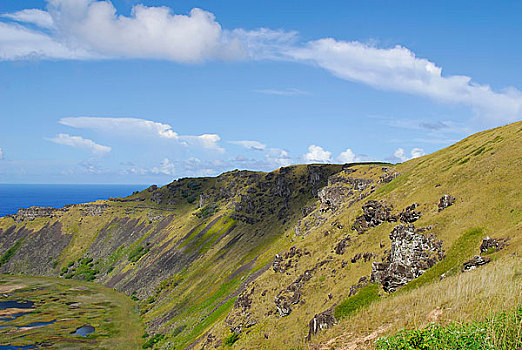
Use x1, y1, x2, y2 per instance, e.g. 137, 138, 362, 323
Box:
462, 255, 490, 271
352, 201, 396, 234
306, 308, 336, 341
480, 236, 508, 253
371, 224, 444, 292
438, 195, 456, 211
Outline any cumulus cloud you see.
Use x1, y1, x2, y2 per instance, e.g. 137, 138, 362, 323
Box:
1, 1, 520, 123
60, 117, 224, 152
337, 148, 358, 163
47, 133, 111, 154
230, 140, 266, 151
284, 39, 522, 123
303, 145, 332, 163
410, 147, 426, 159
393, 147, 425, 162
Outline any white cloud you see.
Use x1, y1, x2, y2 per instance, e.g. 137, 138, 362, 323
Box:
0, 22, 95, 60
393, 147, 425, 162
265, 148, 292, 167
230, 140, 266, 151
2, 9, 54, 29
303, 145, 332, 163
337, 148, 358, 163
59, 117, 224, 152
254, 88, 309, 96
0, 148, 3, 160
393, 148, 408, 162
410, 147, 425, 159
47, 133, 111, 154
151, 158, 175, 175
1, 1, 520, 123
284, 39, 522, 123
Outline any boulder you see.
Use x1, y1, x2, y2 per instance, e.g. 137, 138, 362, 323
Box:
352, 200, 396, 234
306, 309, 336, 341
371, 224, 444, 292
438, 195, 456, 211
462, 255, 490, 271
480, 236, 508, 253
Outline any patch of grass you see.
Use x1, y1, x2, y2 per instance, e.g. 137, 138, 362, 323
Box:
0, 239, 23, 266
334, 283, 381, 320
224, 332, 240, 346
376, 306, 522, 350
142, 333, 165, 349
401, 228, 484, 292
128, 246, 150, 263
196, 203, 219, 219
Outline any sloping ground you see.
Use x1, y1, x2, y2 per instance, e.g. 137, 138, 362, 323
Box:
0, 121, 520, 349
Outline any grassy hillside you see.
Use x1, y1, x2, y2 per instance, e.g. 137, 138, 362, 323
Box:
0, 121, 520, 349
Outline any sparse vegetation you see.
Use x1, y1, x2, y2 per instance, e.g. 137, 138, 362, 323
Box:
334, 283, 381, 320
0, 239, 23, 266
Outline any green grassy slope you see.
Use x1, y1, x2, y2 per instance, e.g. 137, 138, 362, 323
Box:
0, 121, 520, 349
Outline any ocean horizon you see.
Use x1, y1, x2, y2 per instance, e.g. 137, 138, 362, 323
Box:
0, 184, 148, 217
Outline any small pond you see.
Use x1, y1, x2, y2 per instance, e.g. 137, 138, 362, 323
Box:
72, 325, 95, 337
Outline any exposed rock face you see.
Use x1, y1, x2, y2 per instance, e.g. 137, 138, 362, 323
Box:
272, 246, 309, 273
306, 308, 336, 341
399, 203, 422, 223
371, 224, 444, 292
352, 201, 396, 234
78, 204, 108, 216
438, 195, 456, 211
334, 236, 352, 255
13, 207, 66, 222
378, 172, 401, 184
0, 223, 72, 276
274, 259, 330, 316
318, 186, 353, 211
235, 287, 254, 311
462, 255, 490, 271
480, 236, 508, 253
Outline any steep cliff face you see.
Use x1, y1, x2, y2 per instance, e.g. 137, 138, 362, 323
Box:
0, 122, 520, 349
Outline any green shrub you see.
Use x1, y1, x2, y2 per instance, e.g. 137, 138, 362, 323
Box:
334, 283, 381, 320
142, 334, 164, 349
376, 306, 522, 350
224, 333, 239, 346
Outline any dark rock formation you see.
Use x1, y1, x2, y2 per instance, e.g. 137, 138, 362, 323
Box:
235, 287, 254, 311
349, 276, 369, 296
378, 172, 401, 184
399, 203, 422, 223
462, 255, 490, 271
334, 236, 352, 255
274, 259, 330, 316
480, 236, 508, 253
371, 224, 444, 292
306, 309, 336, 341
352, 200, 396, 234
438, 195, 456, 211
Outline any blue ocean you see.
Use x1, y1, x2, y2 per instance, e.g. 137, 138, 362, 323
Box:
0, 184, 148, 217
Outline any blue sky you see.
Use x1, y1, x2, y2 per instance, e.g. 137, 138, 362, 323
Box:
0, 0, 521, 184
